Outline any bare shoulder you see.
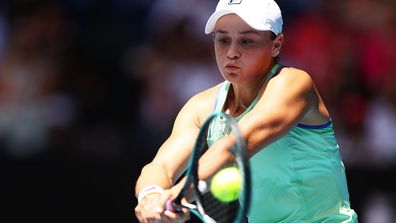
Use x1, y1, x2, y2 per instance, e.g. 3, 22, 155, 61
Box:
187, 83, 220, 109
276, 67, 313, 84
181, 83, 223, 124
268, 66, 315, 93
268, 66, 329, 123
260, 66, 319, 113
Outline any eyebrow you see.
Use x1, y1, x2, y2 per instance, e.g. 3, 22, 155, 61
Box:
240, 30, 261, 35
214, 29, 261, 35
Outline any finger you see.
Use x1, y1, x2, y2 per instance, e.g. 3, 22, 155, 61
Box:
136, 205, 152, 223
135, 206, 144, 223
155, 191, 173, 213
137, 204, 163, 223
163, 209, 190, 222
141, 211, 159, 223
138, 194, 164, 222
157, 214, 172, 223
163, 210, 178, 219
137, 190, 174, 223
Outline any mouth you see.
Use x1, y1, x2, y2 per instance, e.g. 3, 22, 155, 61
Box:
225, 64, 240, 70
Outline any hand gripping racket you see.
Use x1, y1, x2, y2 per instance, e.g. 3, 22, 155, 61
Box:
166, 112, 251, 223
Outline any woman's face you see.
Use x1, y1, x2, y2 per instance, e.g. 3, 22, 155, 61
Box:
213, 14, 280, 84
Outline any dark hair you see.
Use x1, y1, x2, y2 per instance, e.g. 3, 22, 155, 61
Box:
270, 32, 277, 40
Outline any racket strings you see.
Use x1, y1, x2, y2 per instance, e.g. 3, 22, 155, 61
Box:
200, 192, 239, 223
197, 162, 243, 222
184, 112, 250, 223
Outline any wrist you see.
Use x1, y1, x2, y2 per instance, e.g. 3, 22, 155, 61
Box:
137, 185, 164, 203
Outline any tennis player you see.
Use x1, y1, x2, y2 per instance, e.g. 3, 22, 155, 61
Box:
135, 0, 358, 222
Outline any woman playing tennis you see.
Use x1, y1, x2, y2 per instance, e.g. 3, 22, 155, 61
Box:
134, 0, 358, 222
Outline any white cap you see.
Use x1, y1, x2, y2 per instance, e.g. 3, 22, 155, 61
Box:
205, 0, 283, 35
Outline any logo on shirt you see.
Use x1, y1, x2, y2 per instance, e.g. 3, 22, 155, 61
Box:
229, 0, 242, 5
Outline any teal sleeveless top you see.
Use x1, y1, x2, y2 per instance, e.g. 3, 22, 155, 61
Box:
207, 65, 358, 222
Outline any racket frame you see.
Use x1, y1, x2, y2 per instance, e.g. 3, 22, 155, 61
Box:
169, 112, 251, 223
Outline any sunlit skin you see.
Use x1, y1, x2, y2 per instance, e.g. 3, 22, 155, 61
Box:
214, 16, 274, 84
134, 13, 331, 223
213, 14, 283, 114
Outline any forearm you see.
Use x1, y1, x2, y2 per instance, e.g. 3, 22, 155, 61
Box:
196, 137, 236, 180
135, 162, 173, 196
194, 118, 291, 181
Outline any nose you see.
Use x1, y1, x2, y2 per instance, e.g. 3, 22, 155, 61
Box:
226, 43, 240, 59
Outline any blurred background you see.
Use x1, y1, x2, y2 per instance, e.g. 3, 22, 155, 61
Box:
0, 0, 395, 222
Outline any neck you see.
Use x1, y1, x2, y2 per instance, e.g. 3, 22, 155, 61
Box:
230, 63, 277, 113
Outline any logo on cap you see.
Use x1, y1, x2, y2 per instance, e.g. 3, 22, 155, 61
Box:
228, 0, 242, 5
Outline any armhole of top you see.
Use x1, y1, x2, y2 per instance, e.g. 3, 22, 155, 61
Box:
296, 120, 332, 129
213, 81, 230, 113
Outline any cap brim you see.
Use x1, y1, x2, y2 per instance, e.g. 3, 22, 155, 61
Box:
204, 10, 273, 34
205, 10, 233, 34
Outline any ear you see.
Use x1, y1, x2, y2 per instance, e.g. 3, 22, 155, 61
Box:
272, 34, 284, 57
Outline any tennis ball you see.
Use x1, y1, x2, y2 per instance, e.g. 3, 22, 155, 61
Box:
210, 167, 241, 202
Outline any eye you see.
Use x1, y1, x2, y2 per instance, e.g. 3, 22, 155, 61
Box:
241, 39, 253, 45
216, 37, 230, 45
213, 34, 231, 45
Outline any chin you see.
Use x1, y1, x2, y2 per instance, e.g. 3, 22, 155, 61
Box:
221, 70, 244, 82
225, 76, 243, 85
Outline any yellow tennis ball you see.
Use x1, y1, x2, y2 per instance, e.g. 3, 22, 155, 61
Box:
210, 167, 241, 202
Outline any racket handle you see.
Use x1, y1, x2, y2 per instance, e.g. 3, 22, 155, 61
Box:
165, 200, 183, 213
165, 200, 174, 212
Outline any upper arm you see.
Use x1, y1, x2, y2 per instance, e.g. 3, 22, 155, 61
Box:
239, 68, 316, 155
258, 68, 315, 126
151, 89, 216, 184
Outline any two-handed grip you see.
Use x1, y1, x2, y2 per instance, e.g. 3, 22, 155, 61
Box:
165, 200, 183, 213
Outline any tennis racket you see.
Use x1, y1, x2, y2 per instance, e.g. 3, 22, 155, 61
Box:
166, 112, 251, 223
